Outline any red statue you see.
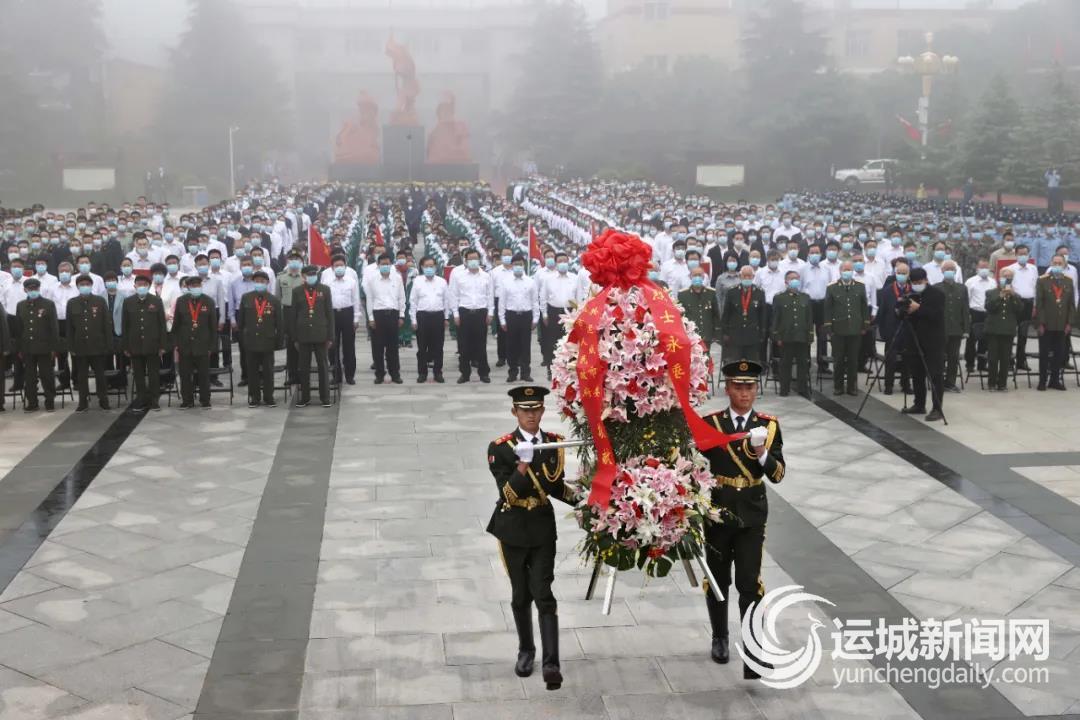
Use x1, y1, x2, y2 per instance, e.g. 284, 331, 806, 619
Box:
426, 92, 472, 164
334, 91, 380, 165
385, 36, 420, 126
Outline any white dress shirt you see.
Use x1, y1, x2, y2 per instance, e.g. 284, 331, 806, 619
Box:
853, 273, 880, 315
409, 275, 450, 326
542, 272, 577, 314
363, 271, 406, 321
328, 274, 362, 324
498, 274, 539, 325
1003, 262, 1038, 299
800, 263, 831, 301
754, 266, 787, 304
661, 259, 691, 294
924, 261, 963, 286
964, 274, 996, 312
325, 266, 360, 286
48, 282, 80, 320
448, 268, 494, 317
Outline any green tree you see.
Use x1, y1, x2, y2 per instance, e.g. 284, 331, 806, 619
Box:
951, 74, 1021, 194
1002, 68, 1080, 196
740, 0, 827, 100
501, 0, 603, 177
156, 0, 292, 195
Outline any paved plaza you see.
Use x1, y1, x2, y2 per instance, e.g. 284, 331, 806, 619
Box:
1, 337, 1079, 720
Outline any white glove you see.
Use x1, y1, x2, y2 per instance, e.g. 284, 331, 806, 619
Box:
514, 443, 535, 464
748, 426, 768, 448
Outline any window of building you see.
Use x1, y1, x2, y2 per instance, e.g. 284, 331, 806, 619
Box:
845, 29, 870, 58
642, 0, 670, 21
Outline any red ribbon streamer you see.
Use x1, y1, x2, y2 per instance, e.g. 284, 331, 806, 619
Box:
570, 283, 745, 508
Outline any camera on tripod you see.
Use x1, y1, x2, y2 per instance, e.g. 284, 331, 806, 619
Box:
894, 293, 917, 317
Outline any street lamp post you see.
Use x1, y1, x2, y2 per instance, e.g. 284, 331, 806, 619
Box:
228, 125, 240, 197
898, 32, 958, 159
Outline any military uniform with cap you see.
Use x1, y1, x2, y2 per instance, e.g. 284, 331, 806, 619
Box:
66, 279, 112, 411
237, 271, 285, 407
172, 280, 217, 408
121, 279, 168, 411
701, 360, 785, 679
824, 279, 870, 395
486, 386, 578, 692
16, 278, 60, 411
290, 266, 335, 407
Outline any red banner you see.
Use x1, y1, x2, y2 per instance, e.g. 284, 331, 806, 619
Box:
309, 225, 331, 267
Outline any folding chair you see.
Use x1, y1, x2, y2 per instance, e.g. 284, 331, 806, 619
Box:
158, 367, 177, 407
1021, 322, 1040, 389
208, 366, 234, 404
1070, 327, 1080, 388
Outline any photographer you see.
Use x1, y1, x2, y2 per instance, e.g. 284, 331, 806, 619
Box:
901, 268, 946, 422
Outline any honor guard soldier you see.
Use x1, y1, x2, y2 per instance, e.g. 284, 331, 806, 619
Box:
824, 260, 870, 396
16, 278, 60, 412
173, 276, 217, 409
291, 265, 335, 407
701, 360, 785, 680
486, 386, 579, 691
67, 274, 112, 411
122, 274, 168, 412
237, 270, 284, 407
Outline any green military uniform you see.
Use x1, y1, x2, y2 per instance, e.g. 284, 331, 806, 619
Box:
485, 386, 577, 691
277, 269, 305, 384
237, 288, 284, 406
720, 285, 766, 361
66, 293, 113, 409
173, 294, 218, 407
824, 280, 870, 395
678, 286, 721, 346
16, 294, 60, 410
771, 288, 813, 397
121, 292, 168, 410
1034, 273, 1075, 390
0, 301, 11, 410
940, 280, 971, 389
290, 280, 334, 406
984, 287, 1024, 390
701, 360, 785, 679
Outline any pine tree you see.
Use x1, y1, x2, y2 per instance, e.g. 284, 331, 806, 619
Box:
952, 74, 1021, 194
1002, 67, 1080, 196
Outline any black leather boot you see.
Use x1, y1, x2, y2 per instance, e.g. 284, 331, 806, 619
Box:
538, 613, 562, 690
512, 607, 535, 677
705, 587, 729, 664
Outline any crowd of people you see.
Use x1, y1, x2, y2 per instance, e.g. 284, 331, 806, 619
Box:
2, 177, 1076, 420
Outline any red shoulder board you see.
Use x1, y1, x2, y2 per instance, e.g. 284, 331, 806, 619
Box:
545, 432, 564, 441
756, 412, 776, 421
494, 433, 515, 445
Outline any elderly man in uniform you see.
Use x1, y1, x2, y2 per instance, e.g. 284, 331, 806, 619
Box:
122, 274, 168, 412
173, 275, 217, 409
292, 265, 335, 407
771, 271, 812, 397
237, 270, 285, 407
1035, 254, 1075, 391
486, 386, 579, 691
17, 278, 60, 412
720, 266, 766, 362
824, 260, 870, 397
66, 274, 112, 411
701, 360, 785, 680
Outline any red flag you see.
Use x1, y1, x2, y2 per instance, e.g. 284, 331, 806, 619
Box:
309, 225, 331, 267
528, 223, 542, 263
897, 115, 921, 143
374, 224, 384, 248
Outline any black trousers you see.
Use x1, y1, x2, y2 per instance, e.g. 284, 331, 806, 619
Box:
131, 353, 161, 409
0, 354, 5, 408
703, 521, 765, 639
457, 308, 490, 378
178, 351, 211, 406
245, 350, 275, 404
810, 299, 828, 364
904, 350, 943, 411
237, 330, 247, 381
543, 305, 566, 365
1039, 330, 1067, 386
831, 334, 861, 393
371, 309, 401, 379
24, 353, 55, 406
500, 540, 557, 616
778, 341, 810, 396
723, 342, 760, 363
945, 336, 963, 387
494, 298, 507, 362
55, 324, 71, 387
1016, 299, 1034, 365
965, 310, 986, 369
298, 342, 330, 404
987, 334, 1012, 389
73, 354, 108, 405
415, 311, 445, 376
505, 310, 533, 376
333, 309, 356, 382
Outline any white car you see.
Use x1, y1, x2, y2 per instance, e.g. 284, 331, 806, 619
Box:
833, 159, 896, 187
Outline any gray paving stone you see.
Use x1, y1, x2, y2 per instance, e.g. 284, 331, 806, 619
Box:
71, 599, 220, 651
318, 538, 430, 561
575, 624, 708, 658
40, 639, 205, 701
0, 624, 107, 676
50, 525, 165, 560
521, 658, 670, 699
54, 688, 188, 720
96, 566, 232, 608
443, 629, 585, 666
375, 664, 524, 705
1, 586, 129, 628
0, 665, 86, 719
654, 656, 740, 693
312, 580, 437, 610
451, 695, 609, 720
0, 607, 35, 635
298, 671, 376, 710
304, 634, 445, 672
308, 609, 376, 638
135, 660, 210, 709
158, 617, 223, 659
603, 688, 764, 720
374, 601, 506, 634
31, 555, 149, 590
375, 556, 495, 582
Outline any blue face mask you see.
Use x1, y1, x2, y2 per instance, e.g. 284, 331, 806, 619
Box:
854, 262, 865, 273
726, 261, 738, 271
647, 270, 660, 281
826, 250, 838, 261
556, 262, 569, 273
691, 276, 704, 287
305, 275, 319, 285
999, 277, 1010, 287
253, 283, 268, 293
513, 265, 525, 276
105, 280, 117, 290
687, 259, 700, 270
188, 288, 203, 297
27, 290, 40, 300
379, 265, 391, 275
943, 270, 956, 281
788, 279, 801, 290
934, 250, 946, 261
77, 285, 92, 295
467, 259, 480, 270
78, 263, 91, 273
1050, 265, 1064, 275
740, 278, 753, 288
841, 242, 853, 252
288, 260, 302, 271
808, 253, 821, 265
210, 258, 222, 269
59, 271, 71, 283
136, 286, 149, 297
841, 270, 854, 281
501, 256, 511, 266
152, 273, 165, 284
241, 266, 253, 277
545, 258, 555, 269
334, 266, 347, 277
904, 251, 917, 261
11, 267, 23, 279
121, 266, 133, 276
895, 273, 908, 284
422, 266, 436, 277
749, 257, 760, 268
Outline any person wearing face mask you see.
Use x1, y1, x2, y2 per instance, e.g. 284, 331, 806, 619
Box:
237, 270, 285, 407
491, 248, 515, 369
498, 254, 539, 384
720, 266, 766, 362
877, 259, 913, 396
172, 276, 218, 409
121, 274, 167, 412
47, 260, 81, 392
824, 260, 870, 397
1003, 245, 1038, 371
984, 268, 1024, 391
410, 256, 450, 384
678, 267, 721, 355
771, 271, 812, 397
66, 274, 113, 412
661, 240, 691, 294
989, 230, 1017, 274
777, 240, 806, 282
938, 261, 971, 393
16, 278, 60, 412
713, 253, 743, 317
1053, 245, 1080, 309
1034, 255, 1075, 391
363, 254, 407, 385
900, 268, 946, 421
964, 258, 996, 374
540, 254, 576, 377
277, 251, 307, 386
290, 265, 335, 405
449, 248, 494, 384
327, 255, 362, 386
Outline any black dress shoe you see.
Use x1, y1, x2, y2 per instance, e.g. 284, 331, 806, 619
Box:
391, 377, 403, 384
744, 659, 773, 680
521, 375, 533, 382
374, 377, 384, 385
507, 373, 518, 383
832, 389, 844, 396
99, 399, 110, 410
901, 406, 926, 414
44, 400, 55, 412
417, 375, 427, 383
924, 409, 944, 422
75, 403, 89, 413
434, 374, 445, 383
1050, 382, 1067, 391
479, 376, 491, 384
846, 389, 859, 396
457, 375, 469, 384
345, 378, 356, 385
1037, 383, 1047, 391
515, 649, 535, 678
711, 636, 729, 664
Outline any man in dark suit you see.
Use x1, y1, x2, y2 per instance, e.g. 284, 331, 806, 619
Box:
16, 278, 59, 412
237, 270, 284, 407
902, 267, 946, 421
876, 260, 912, 396
291, 266, 335, 407
173, 276, 217, 409
701, 360, 785, 680
486, 386, 578, 691
66, 274, 112, 411
121, 274, 168, 412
